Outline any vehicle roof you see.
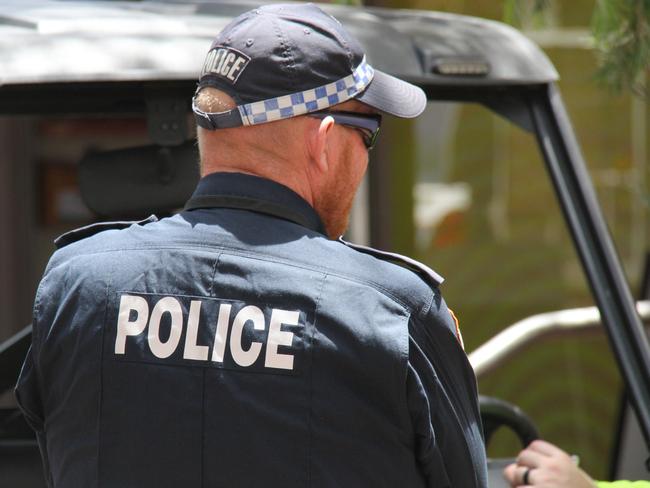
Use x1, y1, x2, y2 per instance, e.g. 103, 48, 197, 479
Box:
0, 0, 558, 88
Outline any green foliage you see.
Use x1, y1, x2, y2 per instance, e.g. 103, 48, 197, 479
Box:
503, 1, 648, 98
503, 0, 553, 29
592, 0, 650, 98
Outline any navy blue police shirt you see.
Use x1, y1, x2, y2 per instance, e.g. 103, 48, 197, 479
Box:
16, 172, 487, 488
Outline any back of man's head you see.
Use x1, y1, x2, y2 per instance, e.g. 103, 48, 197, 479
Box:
194, 87, 310, 176
191, 3, 427, 236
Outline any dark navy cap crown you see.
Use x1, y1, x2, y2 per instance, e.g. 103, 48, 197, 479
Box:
201, 4, 363, 104
193, 3, 426, 130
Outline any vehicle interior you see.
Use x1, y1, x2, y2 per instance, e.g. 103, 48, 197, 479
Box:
0, 1, 649, 486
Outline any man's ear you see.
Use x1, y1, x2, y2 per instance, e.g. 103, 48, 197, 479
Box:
308, 116, 335, 173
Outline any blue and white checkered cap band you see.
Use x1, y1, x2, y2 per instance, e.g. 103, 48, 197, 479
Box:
239, 57, 374, 126
193, 57, 374, 130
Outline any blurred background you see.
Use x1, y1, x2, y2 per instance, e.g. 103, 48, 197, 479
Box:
340, 0, 650, 478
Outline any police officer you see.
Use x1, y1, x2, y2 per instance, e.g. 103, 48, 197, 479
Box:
16, 3, 487, 487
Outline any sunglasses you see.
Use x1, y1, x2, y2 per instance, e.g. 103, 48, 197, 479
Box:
308, 111, 382, 150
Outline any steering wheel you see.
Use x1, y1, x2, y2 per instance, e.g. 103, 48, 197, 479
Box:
480, 395, 540, 488
480, 395, 539, 448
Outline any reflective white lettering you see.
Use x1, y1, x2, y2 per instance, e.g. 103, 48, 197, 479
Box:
265, 309, 300, 370
213, 48, 227, 74
183, 300, 208, 361
230, 305, 264, 367
115, 295, 149, 354
220, 52, 236, 76
202, 49, 217, 76
227, 57, 247, 81
211, 303, 232, 363
148, 297, 183, 359
115, 295, 303, 372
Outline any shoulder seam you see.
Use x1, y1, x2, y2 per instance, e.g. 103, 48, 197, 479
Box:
44, 243, 416, 312
54, 215, 158, 249
337, 238, 444, 289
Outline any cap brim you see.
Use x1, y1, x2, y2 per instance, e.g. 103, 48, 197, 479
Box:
356, 69, 426, 118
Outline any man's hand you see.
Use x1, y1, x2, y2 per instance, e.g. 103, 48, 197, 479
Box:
503, 440, 597, 488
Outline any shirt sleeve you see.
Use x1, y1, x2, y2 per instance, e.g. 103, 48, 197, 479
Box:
14, 273, 54, 488
406, 292, 488, 488
15, 344, 44, 432
597, 482, 650, 488
15, 273, 46, 434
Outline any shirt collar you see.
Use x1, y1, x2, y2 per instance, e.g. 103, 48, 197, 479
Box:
185, 172, 327, 236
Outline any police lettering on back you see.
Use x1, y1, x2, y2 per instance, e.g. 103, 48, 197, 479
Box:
201, 46, 251, 83
114, 293, 304, 373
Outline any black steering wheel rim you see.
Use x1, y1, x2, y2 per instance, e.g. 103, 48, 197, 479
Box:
480, 395, 540, 448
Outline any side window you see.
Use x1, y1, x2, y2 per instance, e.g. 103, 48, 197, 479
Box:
405, 99, 624, 478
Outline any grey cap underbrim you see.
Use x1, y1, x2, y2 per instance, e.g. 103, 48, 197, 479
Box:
356, 69, 427, 118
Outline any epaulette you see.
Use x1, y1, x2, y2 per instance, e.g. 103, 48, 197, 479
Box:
338, 237, 444, 288
54, 215, 158, 249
